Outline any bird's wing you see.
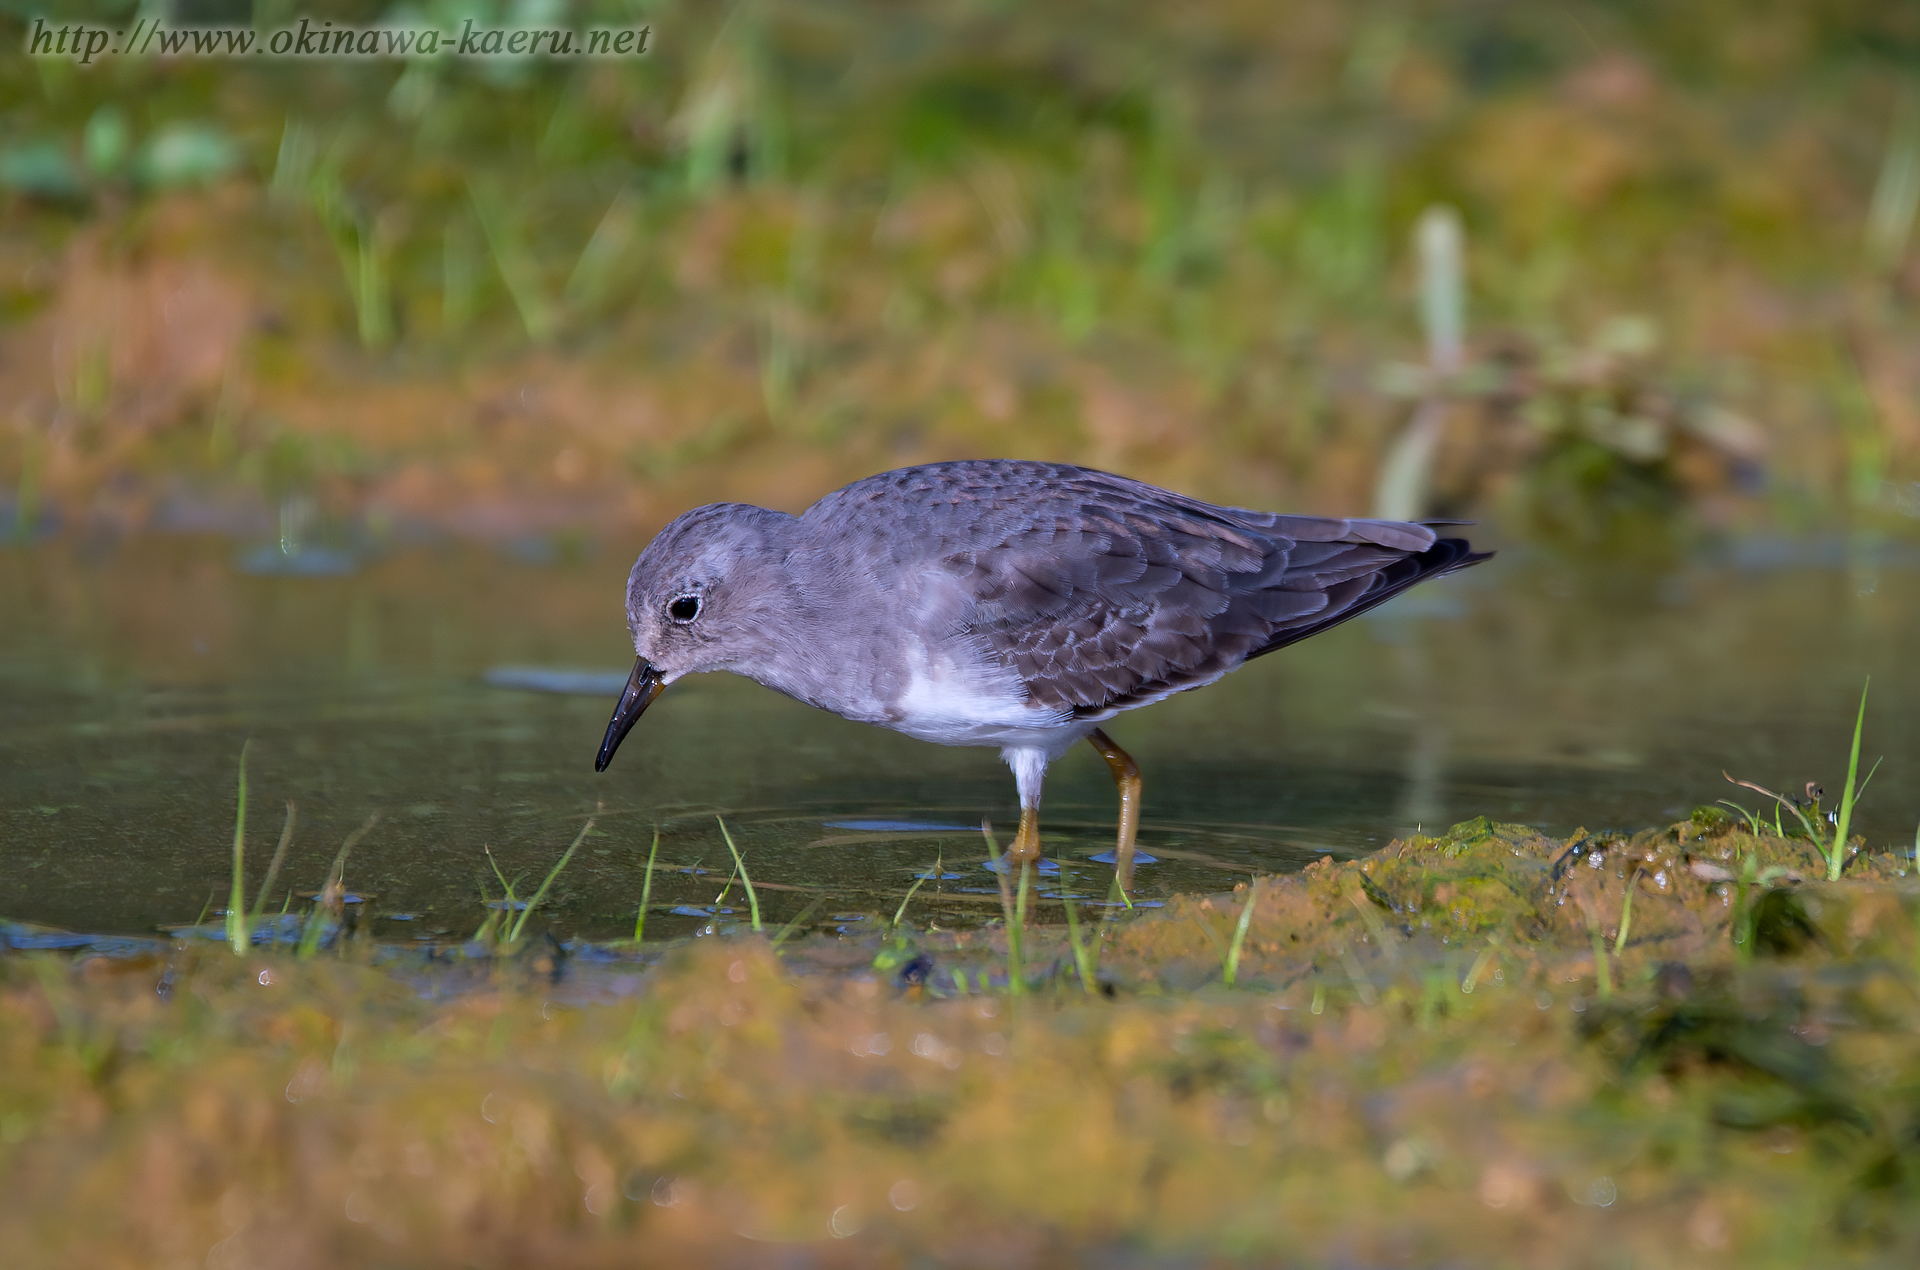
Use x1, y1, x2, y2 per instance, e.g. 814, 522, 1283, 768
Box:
813, 462, 1483, 715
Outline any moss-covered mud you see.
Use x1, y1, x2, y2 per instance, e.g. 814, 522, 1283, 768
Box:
5, 818, 1920, 1268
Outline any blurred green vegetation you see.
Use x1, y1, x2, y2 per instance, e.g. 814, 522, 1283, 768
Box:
2, 0, 1919, 540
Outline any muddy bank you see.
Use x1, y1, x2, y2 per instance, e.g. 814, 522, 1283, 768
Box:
2, 816, 1917, 1267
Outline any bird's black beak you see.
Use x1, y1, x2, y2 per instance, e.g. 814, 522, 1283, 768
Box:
595, 658, 665, 772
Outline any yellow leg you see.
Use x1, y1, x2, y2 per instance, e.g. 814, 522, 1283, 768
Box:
1008, 804, 1042, 864
1087, 728, 1142, 890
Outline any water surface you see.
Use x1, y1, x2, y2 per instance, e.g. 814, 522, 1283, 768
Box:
3, 530, 1915, 940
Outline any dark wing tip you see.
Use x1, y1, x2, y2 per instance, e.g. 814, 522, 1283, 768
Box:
1246, 536, 1490, 661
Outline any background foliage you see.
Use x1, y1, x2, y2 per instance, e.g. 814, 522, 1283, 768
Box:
2, 0, 1919, 544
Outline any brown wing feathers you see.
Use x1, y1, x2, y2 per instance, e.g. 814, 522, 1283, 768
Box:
815, 462, 1487, 716
949, 486, 1483, 714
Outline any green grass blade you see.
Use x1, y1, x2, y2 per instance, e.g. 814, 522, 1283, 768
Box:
771, 898, 824, 949
1853, 755, 1884, 805
1009, 856, 1030, 996
11, 434, 40, 545
1724, 772, 1823, 842
485, 847, 518, 907
509, 817, 594, 944
296, 903, 328, 959
1059, 860, 1094, 993
980, 820, 1026, 995
1717, 799, 1764, 837
982, 820, 1016, 924
1732, 846, 1758, 962
1459, 941, 1499, 994
563, 188, 638, 308
633, 825, 661, 944
1224, 878, 1261, 987
1188, 911, 1229, 960
712, 856, 740, 906
301, 813, 379, 959
250, 800, 297, 921
716, 817, 762, 933
225, 741, 251, 955
469, 179, 556, 343
891, 872, 930, 930
1830, 678, 1870, 881
1613, 870, 1638, 957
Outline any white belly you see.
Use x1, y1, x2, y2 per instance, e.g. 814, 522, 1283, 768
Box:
887, 638, 1076, 750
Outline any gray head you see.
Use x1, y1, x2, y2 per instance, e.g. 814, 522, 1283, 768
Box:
595, 502, 797, 771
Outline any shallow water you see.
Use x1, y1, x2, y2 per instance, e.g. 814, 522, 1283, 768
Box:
3, 528, 1916, 940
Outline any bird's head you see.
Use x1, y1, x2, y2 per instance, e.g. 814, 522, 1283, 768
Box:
595, 502, 796, 772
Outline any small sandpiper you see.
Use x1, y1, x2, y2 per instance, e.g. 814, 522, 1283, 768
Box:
595, 460, 1488, 882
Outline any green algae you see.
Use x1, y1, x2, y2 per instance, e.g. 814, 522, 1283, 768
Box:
4, 816, 1919, 1267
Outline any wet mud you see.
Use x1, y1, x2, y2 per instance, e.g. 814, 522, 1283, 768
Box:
4, 817, 1918, 1267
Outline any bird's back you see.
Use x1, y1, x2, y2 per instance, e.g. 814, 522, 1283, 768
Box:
802, 461, 1488, 719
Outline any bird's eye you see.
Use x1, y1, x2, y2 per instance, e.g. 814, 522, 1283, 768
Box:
668, 595, 701, 622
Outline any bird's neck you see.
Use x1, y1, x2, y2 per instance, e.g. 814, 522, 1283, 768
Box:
728, 544, 894, 722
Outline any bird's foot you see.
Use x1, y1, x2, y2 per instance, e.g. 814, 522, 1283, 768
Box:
1007, 805, 1042, 866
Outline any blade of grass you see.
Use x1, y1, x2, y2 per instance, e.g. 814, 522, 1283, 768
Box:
470, 179, 556, 343
508, 817, 594, 944
771, 897, 824, 949
325, 816, 379, 899
716, 816, 762, 933
249, 800, 296, 921
1224, 877, 1261, 987
1058, 859, 1094, 993
564, 187, 639, 308
982, 818, 1016, 919
1732, 840, 1761, 962
12, 434, 39, 544
891, 871, 930, 930
1853, 757, 1884, 806
1829, 678, 1871, 881
484, 846, 522, 907
1188, 909, 1229, 960
1459, 939, 1500, 994
1717, 799, 1765, 837
1346, 887, 1399, 966
1336, 939, 1378, 1006
1011, 857, 1031, 995
1613, 868, 1639, 957
632, 825, 661, 943
1724, 772, 1823, 843
980, 820, 1024, 995
299, 813, 378, 959
225, 741, 251, 955
713, 856, 741, 906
